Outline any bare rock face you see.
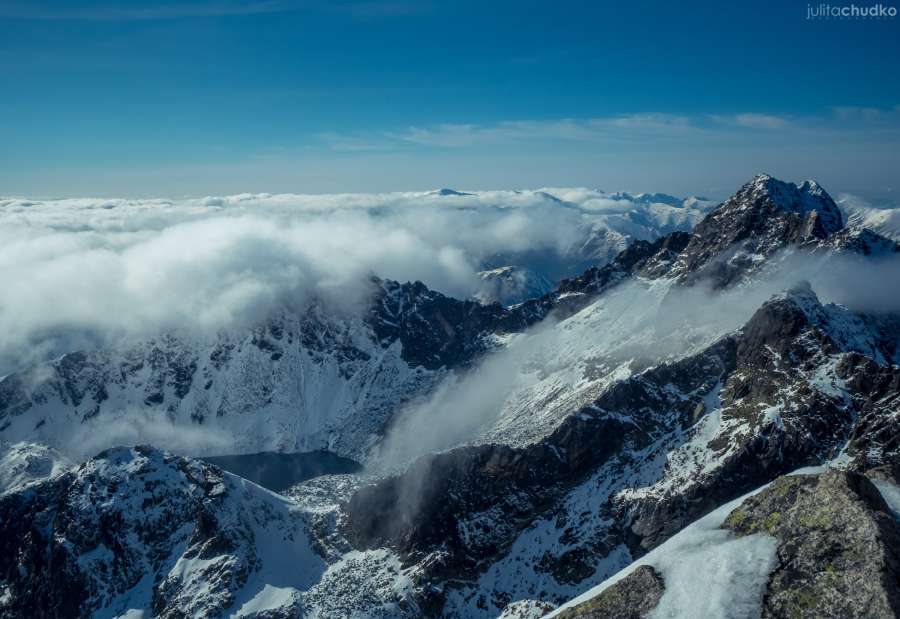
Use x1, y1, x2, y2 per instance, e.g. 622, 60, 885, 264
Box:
841, 356, 900, 471
553, 565, 664, 619
621, 283, 870, 554
342, 337, 733, 578
723, 470, 900, 619
669, 174, 845, 288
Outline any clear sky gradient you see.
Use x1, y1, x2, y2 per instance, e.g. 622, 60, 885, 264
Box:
2, 0, 899, 199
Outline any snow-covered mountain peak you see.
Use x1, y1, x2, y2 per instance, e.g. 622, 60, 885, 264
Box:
663, 175, 854, 288
774, 279, 819, 306
739, 173, 843, 234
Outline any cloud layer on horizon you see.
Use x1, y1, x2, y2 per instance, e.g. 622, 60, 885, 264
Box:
3, 181, 897, 378
0, 187, 711, 375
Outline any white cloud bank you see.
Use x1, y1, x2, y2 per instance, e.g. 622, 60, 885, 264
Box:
0, 188, 709, 375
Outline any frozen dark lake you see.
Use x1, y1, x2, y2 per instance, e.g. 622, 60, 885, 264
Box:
203, 450, 362, 492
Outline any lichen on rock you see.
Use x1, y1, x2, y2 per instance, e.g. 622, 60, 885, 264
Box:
723, 469, 900, 619
553, 565, 665, 619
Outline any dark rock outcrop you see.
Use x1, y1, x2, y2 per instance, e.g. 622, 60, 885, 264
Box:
554, 565, 664, 619
841, 357, 900, 471
367, 279, 508, 370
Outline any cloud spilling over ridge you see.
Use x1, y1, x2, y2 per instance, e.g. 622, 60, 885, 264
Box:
375, 249, 900, 467
65, 409, 235, 460
0, 189, 709, 375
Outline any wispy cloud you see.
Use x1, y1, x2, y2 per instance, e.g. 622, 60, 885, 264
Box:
388, 119, 610, 147
604, 113, 693, 132
317, 132, 397, 152
831, 105, 900, 122
340, 114, 698, 150
318, 105, 900, 153
709, 113, 792, 129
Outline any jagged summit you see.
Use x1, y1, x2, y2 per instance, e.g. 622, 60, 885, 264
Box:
739, 173, 843, 234
779, 279, 818, 302
756, 280, 824, 321
668, 174, 846, 287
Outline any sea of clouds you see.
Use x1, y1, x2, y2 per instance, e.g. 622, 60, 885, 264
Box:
3, 186, 897, 379
0, 188, 710, 375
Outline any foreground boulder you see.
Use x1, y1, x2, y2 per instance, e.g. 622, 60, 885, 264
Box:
723, 469, 900, 618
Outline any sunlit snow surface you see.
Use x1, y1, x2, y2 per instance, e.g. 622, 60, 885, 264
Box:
0, 440, 71, 494
547, 486, 778, 619
842, 200, 900, 241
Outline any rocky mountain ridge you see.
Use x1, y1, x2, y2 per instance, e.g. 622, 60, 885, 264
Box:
330, 175, 900, 616
0, 445, 328, 618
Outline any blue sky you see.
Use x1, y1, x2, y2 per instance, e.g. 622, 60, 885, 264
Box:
2, 0, 899, 199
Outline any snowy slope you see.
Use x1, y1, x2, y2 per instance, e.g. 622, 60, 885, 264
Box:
0, 302, 443, 461
0, 445, 328, 618
0, 440, 71, 494
385, 174, 899, 460
331, 176, 900, 617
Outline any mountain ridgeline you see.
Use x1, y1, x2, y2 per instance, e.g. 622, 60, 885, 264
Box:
1, 174, 900, 619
